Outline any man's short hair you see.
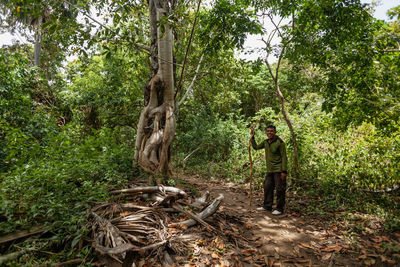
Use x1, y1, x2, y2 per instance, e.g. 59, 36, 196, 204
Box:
266, 125, 276, 131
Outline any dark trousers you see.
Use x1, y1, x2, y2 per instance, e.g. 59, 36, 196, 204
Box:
263, 172, 286, 212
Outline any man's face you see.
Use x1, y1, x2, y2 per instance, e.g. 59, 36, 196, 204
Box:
266, 128, 276, 140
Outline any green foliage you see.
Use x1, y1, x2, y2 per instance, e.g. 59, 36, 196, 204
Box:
63, 49, 147, 130
0, 48, 135, 250
0, 49, 56, 172
0, 126, 133, 235
199, 0, 262, 52
298, 105, 400, 191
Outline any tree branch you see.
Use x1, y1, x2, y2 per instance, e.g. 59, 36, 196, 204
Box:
176, 52, 205, 110
175, 0, 202, 100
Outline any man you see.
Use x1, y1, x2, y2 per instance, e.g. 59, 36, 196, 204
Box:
251, 125, 288, 215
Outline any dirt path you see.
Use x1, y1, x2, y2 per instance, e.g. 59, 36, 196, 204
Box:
176, 174, 399, 267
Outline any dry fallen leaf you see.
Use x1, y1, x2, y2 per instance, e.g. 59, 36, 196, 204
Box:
380, 255, 390, 262
293, 246, 300, 256
372, 243, 383, 251
211, 252, 220, 259
310, 240, 321, 249
299, 242, 313, 249
327, 230, 335, 236
241, 248, 255, 255
201, 247, 212, 253
296, 259, 311, 264
217, 240, 225, 249
268, 258, 274, 267
244, 256, 253, 262
263, 255, 269, 265
283, 259, 295, 263
322, 253, 332, 261
370, 236, 382, 243
363, 258, 376, 266
359, 254, 367, 260
321, 244, 341, 253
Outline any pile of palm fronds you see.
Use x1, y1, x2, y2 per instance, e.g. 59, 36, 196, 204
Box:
88, 185, 223, 266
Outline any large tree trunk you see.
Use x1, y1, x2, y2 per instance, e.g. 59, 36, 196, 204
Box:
134, 0, 176, 178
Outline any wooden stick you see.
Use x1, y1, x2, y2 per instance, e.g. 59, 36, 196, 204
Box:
248, 128, 254, 207
54, 259, 84, 266
171, 203, 220, 234
170, 194, 223, 227
182, 144, 203, 165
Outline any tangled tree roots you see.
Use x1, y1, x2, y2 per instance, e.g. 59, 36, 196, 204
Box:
88, 185, 223, 266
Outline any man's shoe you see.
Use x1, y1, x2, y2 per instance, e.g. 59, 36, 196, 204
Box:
256, 207, 272, 211
272, 210, 283, 215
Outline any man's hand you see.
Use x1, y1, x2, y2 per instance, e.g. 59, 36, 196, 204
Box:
281, 172, 287, 181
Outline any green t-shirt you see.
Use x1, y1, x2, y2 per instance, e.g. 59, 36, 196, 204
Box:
251, 135, 288, 173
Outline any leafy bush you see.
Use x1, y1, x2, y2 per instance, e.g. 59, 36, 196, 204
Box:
0, 126, 133, 236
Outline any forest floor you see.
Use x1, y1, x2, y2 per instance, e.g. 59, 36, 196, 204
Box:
171, 174, 400, 267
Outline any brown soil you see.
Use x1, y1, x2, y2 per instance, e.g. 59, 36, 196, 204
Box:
173, 174, 400, 267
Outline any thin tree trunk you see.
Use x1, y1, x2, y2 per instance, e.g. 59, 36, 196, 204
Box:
263, 13, 300, 177
265, 59, 300, 177
276, 83, 299, 176
34, 16, 42, 67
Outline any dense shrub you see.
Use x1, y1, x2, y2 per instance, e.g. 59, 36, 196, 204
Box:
0, 49, 135, 237
0, 126, 133, 235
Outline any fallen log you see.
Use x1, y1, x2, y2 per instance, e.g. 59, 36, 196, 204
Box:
170, 194, 224, 227
110, 186, 186, 197
0, 225, 49, 244
0, 248, 34, 265
171, 203, 219, 234
191, 191, 210, 208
